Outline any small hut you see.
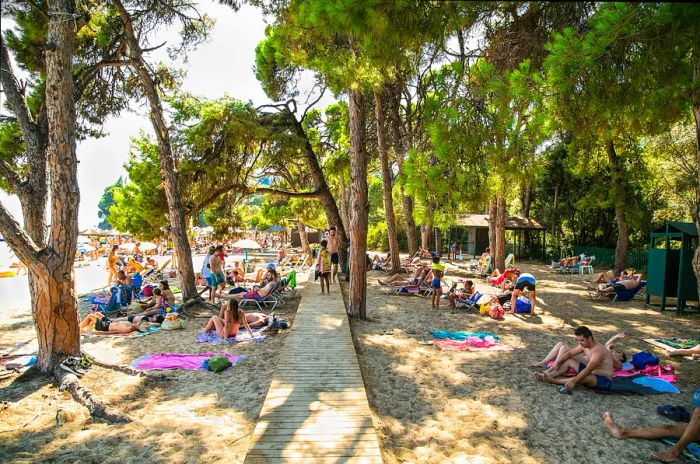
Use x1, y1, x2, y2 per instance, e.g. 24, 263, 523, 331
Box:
645, 221, 698, 315
448, 214, 547, 259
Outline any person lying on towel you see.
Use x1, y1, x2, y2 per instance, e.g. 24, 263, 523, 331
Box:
534, 326, 614, 392
666, 344, 700, 359
379, 262, 430, 287
80, 312, 153, 335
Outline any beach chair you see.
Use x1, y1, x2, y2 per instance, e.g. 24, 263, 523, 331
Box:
579, 256, 595, 275
388, 285, 421, 296
455, 291, 484, 310
504, 254, 515, 268
239, 282, 280, 311
143, 258, 172, 285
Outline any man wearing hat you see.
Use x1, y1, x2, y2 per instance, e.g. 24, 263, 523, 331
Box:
199, 246, 215, 300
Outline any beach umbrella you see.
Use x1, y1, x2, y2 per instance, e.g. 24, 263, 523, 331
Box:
231, 238, 262, 262
264, 225, 284, 233
139, 242, 157, 251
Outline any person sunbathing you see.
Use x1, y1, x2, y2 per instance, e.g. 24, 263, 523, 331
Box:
489, 268, 519, 290
603, 408, 700, 462
127, 287, 169, 324
666, 344, 700, 359
447, 280, 475, 308
534, 326, 614, 392
200, 300, 254, 339
216, 279, 276, 302
533, 332, 627, 371
144, 257, 157, 270
379, 263, 429, 286
597, 273, 643, 296
79, 312, 151, 335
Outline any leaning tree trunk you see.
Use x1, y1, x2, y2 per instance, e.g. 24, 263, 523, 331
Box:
494, 194, 506, 271
347, 89, 369, 319
374, 91, 401, 274
488, 198, 497, 256
296, 220, 311, 256
607, 140, 629, 273
113, 0, 197, 300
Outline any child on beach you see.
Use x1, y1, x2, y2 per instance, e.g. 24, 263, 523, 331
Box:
317, 239, 331, 295
431, 256, 445, 309
447, 279, 475, 308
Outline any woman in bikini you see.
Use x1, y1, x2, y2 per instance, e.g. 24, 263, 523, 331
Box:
201, 300, 254, 339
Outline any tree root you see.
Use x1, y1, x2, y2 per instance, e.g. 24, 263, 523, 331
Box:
181, 299, 218, 318
54, 369, 131, 423
88, 356, 171, 382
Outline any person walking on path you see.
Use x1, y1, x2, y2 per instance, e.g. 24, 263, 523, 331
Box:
327, 226, 341, 284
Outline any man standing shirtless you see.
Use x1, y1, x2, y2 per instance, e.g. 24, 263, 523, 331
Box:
208, 245, 226, 303
327, 226, 341, 284
535, 326, 614, 392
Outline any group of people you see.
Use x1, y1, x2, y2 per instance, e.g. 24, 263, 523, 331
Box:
534, 327, 699, 463
105, 243, 157, 286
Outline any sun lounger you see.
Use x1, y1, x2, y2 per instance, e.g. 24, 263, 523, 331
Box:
239, 282, 280, 311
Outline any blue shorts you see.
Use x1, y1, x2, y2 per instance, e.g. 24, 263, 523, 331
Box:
207, 273, 225, 286
578, 363, 611, 390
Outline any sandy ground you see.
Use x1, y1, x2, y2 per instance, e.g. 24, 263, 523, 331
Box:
0, 276, 303, 464
350, 261, 700, 464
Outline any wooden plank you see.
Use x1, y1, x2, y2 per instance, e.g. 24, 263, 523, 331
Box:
245, 456, 382, 464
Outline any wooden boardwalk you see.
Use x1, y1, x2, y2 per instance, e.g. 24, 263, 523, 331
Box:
244, 277, 383, 464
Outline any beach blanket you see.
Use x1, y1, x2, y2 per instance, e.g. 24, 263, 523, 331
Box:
613, 365, 676, 383
130, 353, 245, 371
654, 338, 700, 350
661, 439, 700, 463
595, 375, 680, 396
431, 330, 500, 341
82, 325, 161, 338
196, 329, 267, 344
433, 338, 513, 352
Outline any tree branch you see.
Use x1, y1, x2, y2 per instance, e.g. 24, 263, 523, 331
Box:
0, 201, 41, 265
254, 187, 322, 198
0, 159, 24, 192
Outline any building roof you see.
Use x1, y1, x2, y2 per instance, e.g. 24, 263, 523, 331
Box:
454, 214, 546, 230
651, 221, 698, 237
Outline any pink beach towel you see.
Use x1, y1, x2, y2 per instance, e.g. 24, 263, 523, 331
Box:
130, 352, 244, 370
434, 337, 514, 352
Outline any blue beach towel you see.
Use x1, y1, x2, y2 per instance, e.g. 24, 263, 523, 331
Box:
661, 439, 700, 462
196, 328, 267, 344
431, 330, 500, 341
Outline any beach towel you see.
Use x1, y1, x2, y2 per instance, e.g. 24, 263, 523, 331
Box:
81, 325, 161, 338
595, 375, 680, 396
613, 365, 676, 383
196, 329, 267, 344
655, 338, 700, 350
130, 352, 245, 371
431, 330, 500, 341
433, 338, 513, 352
661, 439, 700, 463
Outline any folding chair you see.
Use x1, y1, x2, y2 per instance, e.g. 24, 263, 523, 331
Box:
239, 282, 280, 311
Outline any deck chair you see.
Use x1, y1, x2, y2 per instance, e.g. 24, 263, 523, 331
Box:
612, 280, 647, 302
455, 291, 484, 310
143, 258, 171, 284
239, 282, 280, 311
504, 254, 515, 268
85, 287, 126, 316
388, 285, 422, 296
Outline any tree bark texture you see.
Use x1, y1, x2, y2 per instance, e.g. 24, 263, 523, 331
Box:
387, 82, 418, 256
374, 91, 401, 274
347, 89, 369, 319
488, 198, 497, 256
296, 220, 310, 255
691, 60, 700, 292
494, 194, 506, 271
433, 227, 442, 257
520, 182, 533, 245
36, 0, 81, 371
338, 174, 351, 233
607, 140, 629, 273
112, 0, 198, 300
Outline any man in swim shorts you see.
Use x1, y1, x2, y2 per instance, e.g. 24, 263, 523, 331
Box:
508, 270, 537, 315
208, 245, 226, 302
597, 273, 643, 296
327, 226, 341, 284
535, 326, 614, 392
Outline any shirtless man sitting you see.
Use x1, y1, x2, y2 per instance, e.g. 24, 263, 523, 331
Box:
534, 326, 614, 393
597, 273, 643, 296
533, 332, 627, 371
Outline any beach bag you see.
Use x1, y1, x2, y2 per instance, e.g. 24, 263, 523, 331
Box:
131, 273, 143, 292
161, 314, 184, 331
488, 302, 504, 320
203, 355, 232, 373
632, 351, 660, 370
515, 297, 531, 314
479, 303, 490, 316
143, 285, 154, 297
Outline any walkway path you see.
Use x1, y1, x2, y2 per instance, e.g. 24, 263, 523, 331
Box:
244, 278, 383, 463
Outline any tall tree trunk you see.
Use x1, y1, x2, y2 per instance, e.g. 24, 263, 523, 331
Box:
338, 174, 351, 233
690, 60, 700, 292
374, 90, 401, 274
421, 225, 431, 250
521, 182, 533, 246
607, 140, 629, 273
387, 81, 418, 256
296, 220, 310, 255
113, 0, 197, 300
495, 194, 506, 271
347, 89, 369, 319
488, 198, 497, 256
434, 227, 442, 257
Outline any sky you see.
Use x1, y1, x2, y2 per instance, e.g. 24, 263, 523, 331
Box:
0, 1, 334, 230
